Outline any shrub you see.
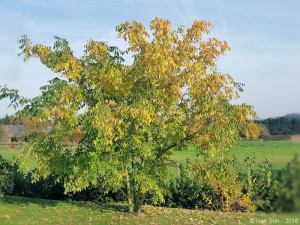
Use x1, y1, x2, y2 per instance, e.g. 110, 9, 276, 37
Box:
263, 135, 291, 141
273, 155, 300, 212
190, 157, 254, 212
10, 164, 68, 200
1, 154, 125, 201
243, 155, 300, 212
0, 155, 14, 198
71, 185, 126, 203
243, 157, 279, 212
164, 160, 204, 209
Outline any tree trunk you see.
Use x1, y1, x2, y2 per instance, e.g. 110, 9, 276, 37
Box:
133, 185, 142, 213
125, 166, 133, 213
132, 157, 146, 213
133, 188, 145, 213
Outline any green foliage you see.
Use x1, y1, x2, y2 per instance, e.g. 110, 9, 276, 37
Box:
166, 160, 203, 209
11, 169, 67, 200
0, 157, 125, 202
0, 155, 14, 198
272, 155, 300, 212
243, 157, 277, 211
0, 158, 67, 200
244, 155, 300, 212
0, 114, 11, 125
254, 117, 300, 135
291, 118, 300, 134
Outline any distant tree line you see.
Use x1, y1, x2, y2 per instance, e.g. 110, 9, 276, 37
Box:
254, 117, 300, 135
0, 114, 11, 125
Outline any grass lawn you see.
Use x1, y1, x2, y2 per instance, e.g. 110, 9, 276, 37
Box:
0, 196, 299, 225
0, 144, 38, 170
0, 145, 17, 163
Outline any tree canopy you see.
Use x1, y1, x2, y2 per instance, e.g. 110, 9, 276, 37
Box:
0, 17, 259, 212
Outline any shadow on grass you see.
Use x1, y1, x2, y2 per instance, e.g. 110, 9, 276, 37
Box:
1, 195, 129, 212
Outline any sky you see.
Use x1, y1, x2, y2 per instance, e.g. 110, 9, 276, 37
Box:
0, 0, 299, 120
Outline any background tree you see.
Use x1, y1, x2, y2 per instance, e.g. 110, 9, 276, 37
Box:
0, 125, 5, 143
0, 114, 11, 125
254, 117, 300, 135
22, 114, 50, 135
0, 18, 258, 213
11, 112, 23, 126
258, 124, 269, 139
291, 118, 300, 134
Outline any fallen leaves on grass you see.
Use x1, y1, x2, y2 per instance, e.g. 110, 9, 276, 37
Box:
70, 208, 78, 212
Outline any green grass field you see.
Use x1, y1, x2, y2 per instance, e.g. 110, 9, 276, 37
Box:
1, 141, 300, 174
0, 144, 38, 170
168, 140, 300, 175
0, 196, 299, 225
0, 145, 17, 163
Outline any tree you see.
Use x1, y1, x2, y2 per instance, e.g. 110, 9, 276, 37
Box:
0, 125, 5, 143
238, 120, 262, 140
291, 118, 300, 134
258, 123, 269, 139
0, 114, 11, 125
0, 18, 258, 213
22, 113, 50, 135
